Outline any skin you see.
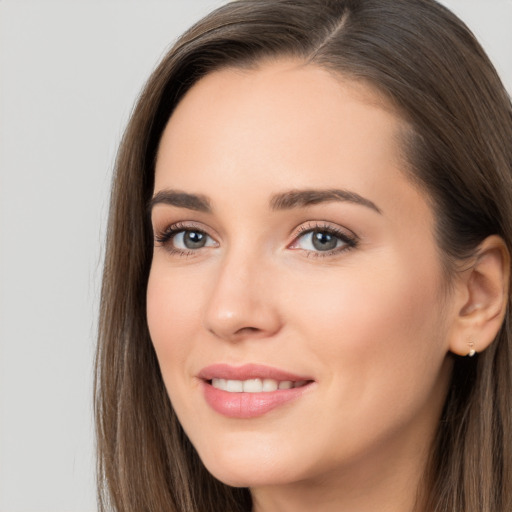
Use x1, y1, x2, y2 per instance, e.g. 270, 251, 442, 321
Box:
147, 60, 460, 512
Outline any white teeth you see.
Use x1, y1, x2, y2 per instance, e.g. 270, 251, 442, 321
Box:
226, 379, 243, 392
262, 378, 278, 392
243, 378, 263, 392
211, 378, 307, 393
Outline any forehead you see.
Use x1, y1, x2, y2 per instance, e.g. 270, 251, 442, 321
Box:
158, 59, 404, 154
154, 59, 418, 214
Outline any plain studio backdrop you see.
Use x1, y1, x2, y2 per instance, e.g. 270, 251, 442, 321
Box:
0, 1, 510, 511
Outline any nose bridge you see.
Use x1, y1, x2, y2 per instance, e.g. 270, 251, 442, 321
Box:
203, 242, 281, 341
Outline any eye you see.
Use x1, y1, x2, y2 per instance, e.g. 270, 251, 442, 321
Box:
154, 223, 218, 255
172, 230, 215, 250
300, 231, 340, 251
289, 224, 358, 256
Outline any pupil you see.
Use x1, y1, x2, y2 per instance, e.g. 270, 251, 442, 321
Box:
184, 231, 206, 249
312, 231, 337, 251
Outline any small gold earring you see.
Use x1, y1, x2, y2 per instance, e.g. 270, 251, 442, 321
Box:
468, 339, 476, 357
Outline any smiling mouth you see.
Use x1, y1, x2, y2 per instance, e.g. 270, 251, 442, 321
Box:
200, 365, 315, 418
209, 378, 311, 393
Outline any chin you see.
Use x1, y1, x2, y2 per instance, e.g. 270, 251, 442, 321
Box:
194, 436, 304, 488
203, 460, 295, 489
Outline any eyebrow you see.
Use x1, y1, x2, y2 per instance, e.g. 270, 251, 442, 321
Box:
149, 187, 381, 215
149, 189, 212, 213
270, 189, 382, 214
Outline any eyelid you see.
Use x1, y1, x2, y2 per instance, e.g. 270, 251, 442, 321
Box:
154, 221, 219, 254
292, 220, 356, 237
288, 221, 359, 256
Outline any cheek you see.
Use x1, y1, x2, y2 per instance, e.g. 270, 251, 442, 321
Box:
276, 256, 450, 461
146, 264, 202, 374
292, 263, 439, 342
286, 253, 448, 400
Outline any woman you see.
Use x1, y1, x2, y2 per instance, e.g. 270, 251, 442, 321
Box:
95, 0, 512, 510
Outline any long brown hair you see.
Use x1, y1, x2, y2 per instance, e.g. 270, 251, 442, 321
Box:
95, 1, 512, 510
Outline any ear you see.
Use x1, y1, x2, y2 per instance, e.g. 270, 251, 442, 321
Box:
448, 235, 510, 357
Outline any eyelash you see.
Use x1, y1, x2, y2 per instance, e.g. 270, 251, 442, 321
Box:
154, 222, 211, 258
154, 221, 358, 259
291, 222, 358, 258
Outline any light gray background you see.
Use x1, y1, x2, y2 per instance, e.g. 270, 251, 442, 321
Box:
0, 1, 510, 511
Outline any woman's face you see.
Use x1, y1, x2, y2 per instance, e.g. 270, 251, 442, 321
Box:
147, 61, 455, 491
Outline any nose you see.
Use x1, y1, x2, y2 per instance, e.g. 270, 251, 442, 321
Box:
202, 250, 282, 342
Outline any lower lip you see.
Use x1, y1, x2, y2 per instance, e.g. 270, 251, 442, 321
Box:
202, 381, 313, 419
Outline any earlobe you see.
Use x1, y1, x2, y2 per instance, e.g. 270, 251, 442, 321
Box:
448, 235, 510, 357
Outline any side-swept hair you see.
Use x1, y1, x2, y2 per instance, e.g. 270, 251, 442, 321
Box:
95, 1, 512, 510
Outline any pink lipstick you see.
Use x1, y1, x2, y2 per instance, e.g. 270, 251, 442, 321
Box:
198, 364, 314, 419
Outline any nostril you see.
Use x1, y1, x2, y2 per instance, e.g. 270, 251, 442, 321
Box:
237, 326, 260, 334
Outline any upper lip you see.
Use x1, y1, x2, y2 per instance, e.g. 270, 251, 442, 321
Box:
198, 363, 313, 382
